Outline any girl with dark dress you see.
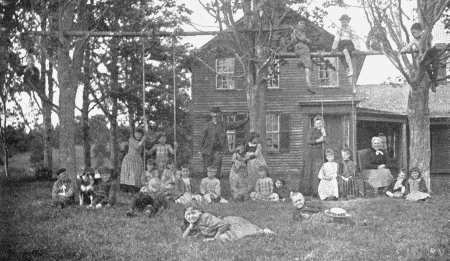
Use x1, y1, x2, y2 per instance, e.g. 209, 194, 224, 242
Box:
299, 116, 327, 197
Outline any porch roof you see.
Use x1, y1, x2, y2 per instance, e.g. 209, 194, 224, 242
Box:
356, 84, 450, 118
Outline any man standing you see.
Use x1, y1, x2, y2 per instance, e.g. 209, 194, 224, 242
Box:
200, 107, 248, 177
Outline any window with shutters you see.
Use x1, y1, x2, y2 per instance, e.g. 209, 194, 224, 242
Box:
266, 114, 280, 151
216, 58, 235, 89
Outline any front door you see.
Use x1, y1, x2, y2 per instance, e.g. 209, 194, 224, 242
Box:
323, 115, 345, 161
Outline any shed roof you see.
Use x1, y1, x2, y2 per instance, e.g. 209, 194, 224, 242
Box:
356, 84, 450, 118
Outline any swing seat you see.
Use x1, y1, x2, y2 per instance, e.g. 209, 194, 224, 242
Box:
357, 149, 376, 197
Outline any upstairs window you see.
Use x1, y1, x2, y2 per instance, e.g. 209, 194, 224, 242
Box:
268, 61, 280, 89
317, 57, 339, 87
216, 58, 235, 89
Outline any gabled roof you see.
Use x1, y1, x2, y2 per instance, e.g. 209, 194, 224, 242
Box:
356, 84, 450, 118
194, 1, 334, 58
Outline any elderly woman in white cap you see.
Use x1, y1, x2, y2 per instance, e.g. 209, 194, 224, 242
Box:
365, 137, 394, 196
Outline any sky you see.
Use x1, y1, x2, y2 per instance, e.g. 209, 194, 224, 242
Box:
9, 0, 450, 128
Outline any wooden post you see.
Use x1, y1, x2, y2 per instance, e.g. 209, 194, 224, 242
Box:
401, 123, 408, 170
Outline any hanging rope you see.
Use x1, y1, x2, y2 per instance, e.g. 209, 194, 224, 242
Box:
142, 35, 146, 170
172, 34, 177, 166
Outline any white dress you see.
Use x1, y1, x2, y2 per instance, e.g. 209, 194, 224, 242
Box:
317, 162, 339, 200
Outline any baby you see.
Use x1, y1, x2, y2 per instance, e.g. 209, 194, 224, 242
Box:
385, 170, 407, 198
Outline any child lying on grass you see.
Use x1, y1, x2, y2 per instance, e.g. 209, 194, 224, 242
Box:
181, 201, 274, 241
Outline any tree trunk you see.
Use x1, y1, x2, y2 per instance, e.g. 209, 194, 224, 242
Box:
40, 14, 53, 171
1, 104, 8, 179
408, 82, 431, 192
82, 44, 91, 168
58, 0, 87, 182
109, 37, 119, 170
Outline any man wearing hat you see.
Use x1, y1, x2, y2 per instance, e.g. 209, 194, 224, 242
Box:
331, 14, 360, 85
199, 107, 248, 177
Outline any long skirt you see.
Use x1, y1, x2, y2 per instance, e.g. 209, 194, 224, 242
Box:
318, 179, 338, 200
299, 146, 323, 196
366, 169, 394, 188
120, 151, 144, 188
337, 176, 358, 197
405, 192, 431, 201
219, 217, 264, 241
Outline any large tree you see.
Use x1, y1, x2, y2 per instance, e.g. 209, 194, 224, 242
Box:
362, 0, 450, 191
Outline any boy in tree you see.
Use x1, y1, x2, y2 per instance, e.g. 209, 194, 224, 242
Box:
399, 22, 441, 91
291, 19, 313, 89
331, 14, 360, 86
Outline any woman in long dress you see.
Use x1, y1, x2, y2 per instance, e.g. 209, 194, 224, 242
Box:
300, 116, 327, 197
182, 202, 274, 241
120, 127, 147, 194
365, 136, 394, 196
245, 132, 266, 192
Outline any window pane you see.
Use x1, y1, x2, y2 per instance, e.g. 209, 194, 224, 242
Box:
317, 57, 338, 87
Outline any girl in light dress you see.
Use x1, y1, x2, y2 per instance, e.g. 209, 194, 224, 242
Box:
318, 149, 339, 201
181, 201, 274, 241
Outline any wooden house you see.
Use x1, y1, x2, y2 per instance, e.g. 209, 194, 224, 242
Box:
190, 3, 450, 176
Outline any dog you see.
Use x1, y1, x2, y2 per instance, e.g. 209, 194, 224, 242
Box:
77, 168, 96, 207
145, 194, 169, 218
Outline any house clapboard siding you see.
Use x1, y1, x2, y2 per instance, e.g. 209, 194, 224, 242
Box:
191, 52, 356, 175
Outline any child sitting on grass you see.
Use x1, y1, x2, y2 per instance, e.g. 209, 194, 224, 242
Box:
250, 165, 279, 202
337, 148, 358, 200
142, 160, 159, 184
126, 176, 168, 217
405, 167, 431, 201
385, 169, 407, 198
175, 164, 202, 204
89, 167, 117, 209
161, 161, 179, 191
51, 168, 76, 209
200, 166, 228, 204
273, 179, 291, 202
318, 149, 339, 201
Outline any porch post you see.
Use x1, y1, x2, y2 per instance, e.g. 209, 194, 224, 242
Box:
401, 123, 408, 169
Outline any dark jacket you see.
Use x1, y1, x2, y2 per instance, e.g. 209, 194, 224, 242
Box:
95, 179, 118, 205
366, 148, 395, 170
200, 119, 247, 154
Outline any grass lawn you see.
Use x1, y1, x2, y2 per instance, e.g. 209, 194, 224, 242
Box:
1, 176, 450, 261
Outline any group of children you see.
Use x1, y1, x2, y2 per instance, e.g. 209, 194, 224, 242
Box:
52, 166, 117, 209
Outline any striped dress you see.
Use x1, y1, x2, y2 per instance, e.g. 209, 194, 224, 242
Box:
150, 144, 174, 173
120, 137, 144, 188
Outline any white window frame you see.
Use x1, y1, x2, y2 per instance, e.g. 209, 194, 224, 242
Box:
221, 114, 237, 152
267, 61, 280, 89
216, 58, 235, 89
317, 57, 339, 87
266, 113, 280, 151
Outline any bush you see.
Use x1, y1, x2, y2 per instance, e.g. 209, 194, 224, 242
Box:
34, 166, 53, 181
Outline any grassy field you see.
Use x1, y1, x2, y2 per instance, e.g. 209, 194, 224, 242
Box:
1, 175, 450, 261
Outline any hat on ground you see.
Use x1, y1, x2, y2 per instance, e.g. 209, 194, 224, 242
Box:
339, 14, 351, 21
210, 107, 222, 113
